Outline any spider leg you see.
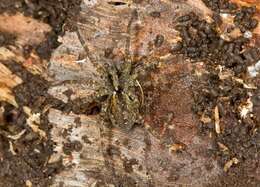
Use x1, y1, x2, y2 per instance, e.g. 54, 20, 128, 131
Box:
135, 80, 144, 106
75, 29, 107, 74
113, 9, 139, 92
125, 9, 137, 57
110, 91, 118, 114
106, 64, 120, 91
125, 9, 138, 62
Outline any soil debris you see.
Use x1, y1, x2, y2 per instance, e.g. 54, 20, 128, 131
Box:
173, 1, 259, 186
0, 61, 63, 186
202, 0, 238, 13
234, 6, 258, 32
0, 31, 16, 47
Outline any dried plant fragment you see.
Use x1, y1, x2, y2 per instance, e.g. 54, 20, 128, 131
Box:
0, 85, 18, 107
0, 63, 22, 107
23, 106, 46, 139
0, 63, 23, 87
217, 142, 229, 152
0, 47, 24, 62
0, 106, 4, 124
239, 98, 253, 119
9, 141, 16, 155
214, 106, 221, 134
25, 180, 33, 187
232, 77, 257, 89
169, 143, 186, 153
224, 158, 239, 172
200, 113, 212, 124
7, 129, 26, 140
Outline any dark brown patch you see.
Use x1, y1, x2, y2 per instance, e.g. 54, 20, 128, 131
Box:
63, 140, 83, 155
123, 158, 139, 173
0, 31, 16, 47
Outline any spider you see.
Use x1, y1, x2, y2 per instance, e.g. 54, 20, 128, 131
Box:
74, 9, 160, 131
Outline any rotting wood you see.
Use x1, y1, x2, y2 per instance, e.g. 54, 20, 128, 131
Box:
0, 63, 22, 107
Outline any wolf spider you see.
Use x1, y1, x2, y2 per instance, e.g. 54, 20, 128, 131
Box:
75, 10, 160, 131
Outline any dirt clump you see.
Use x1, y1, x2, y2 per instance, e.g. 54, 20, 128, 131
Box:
202, 0, 238, 13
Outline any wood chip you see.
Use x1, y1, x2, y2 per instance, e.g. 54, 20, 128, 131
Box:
224, 158, 239, 172
0, 63, 23, 87
200, 113, 212, 124
90, 181, 98, 187
218, 65, 233, 80
217, 142, 229, 152
27, 116, 46, 139
9, 141, 16, 155
0, 63, 23, 107
0, 47, 24, 62
25, 180, 33, 187
233, 77, 257, 89
7, 129, 26, 140
0, 106, 4, 124
169, 143, 186, 152
0, 84, 19, 107
214, 106, 221, 134
48, 153, 62, 164
23, 106, 47, 139
239, 98, 253, 119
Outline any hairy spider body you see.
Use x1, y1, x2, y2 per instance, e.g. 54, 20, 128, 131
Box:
96, 60, 142, 131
